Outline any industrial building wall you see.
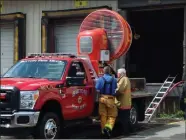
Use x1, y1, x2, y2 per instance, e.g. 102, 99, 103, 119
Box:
1, 0, 118, 55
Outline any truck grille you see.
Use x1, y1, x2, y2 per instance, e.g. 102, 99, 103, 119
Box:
0, 86, 20, 113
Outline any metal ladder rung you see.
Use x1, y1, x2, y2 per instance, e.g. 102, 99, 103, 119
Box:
167, 77, 175, 79
152, 102, 159, 105
158, 92, 166, 94
145, 114, 152, 116
165, 82, 172, 84
162, 86, 169, 89
155, 97, 162, 99
156, 96, 164, 99
147, 108, 155, 110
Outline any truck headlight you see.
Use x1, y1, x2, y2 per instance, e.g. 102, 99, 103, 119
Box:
20, 90, 39, 109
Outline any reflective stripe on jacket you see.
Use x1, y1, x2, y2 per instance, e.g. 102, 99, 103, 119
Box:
116, 76, 132, 110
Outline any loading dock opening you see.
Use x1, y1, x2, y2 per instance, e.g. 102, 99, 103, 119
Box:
126, 8, 184, 83
41, 6, 111, 54
0, 13, 26, 75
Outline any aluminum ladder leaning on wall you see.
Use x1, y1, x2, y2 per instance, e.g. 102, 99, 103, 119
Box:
144, 75, 177, 123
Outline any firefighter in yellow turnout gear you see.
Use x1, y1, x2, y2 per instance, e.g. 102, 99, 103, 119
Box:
95, 66, 118, 138
115, 68, 132, 135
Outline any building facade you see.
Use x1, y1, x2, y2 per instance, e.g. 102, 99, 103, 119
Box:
0, 0, 120, 74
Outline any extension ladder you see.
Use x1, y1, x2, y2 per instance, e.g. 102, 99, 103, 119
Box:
144, 75, 177, 122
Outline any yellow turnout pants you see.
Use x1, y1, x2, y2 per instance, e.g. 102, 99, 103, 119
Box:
99, 95, 118, 132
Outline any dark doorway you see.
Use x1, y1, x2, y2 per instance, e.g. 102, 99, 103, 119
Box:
126, 8, 184, 83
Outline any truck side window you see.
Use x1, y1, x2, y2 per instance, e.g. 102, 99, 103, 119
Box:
67, 61, 87, 86
80, 36, 93, 53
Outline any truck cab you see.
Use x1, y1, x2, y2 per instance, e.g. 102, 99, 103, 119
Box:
0, 54, 97, 139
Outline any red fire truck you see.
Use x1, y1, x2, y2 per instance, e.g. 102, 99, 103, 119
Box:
0, 9, 151, 139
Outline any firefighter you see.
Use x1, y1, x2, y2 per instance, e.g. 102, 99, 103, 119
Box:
95, 66, 118, 138
102, 62, 117, 78
115, 68, 132, 135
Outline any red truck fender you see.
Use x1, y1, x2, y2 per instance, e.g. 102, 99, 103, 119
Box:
34, 89, 63, 112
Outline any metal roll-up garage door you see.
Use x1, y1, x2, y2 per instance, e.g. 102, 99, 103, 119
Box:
54, 18, 84, 54
0, 22, 14, 75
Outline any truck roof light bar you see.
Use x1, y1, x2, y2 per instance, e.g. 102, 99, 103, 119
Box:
27, 53, 77, 58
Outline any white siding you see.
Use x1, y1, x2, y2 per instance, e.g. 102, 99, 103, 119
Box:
0, 22, 14, 75
54, 18, 84, 54
1, 0, 118, 55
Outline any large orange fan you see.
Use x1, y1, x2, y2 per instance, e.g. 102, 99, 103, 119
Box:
79, 9, 133, 62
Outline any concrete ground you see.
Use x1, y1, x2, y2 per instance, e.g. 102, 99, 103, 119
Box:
120, 121, 185, 140
1, 121, 185, 139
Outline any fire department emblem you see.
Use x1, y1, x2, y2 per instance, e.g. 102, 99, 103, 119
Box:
78, 96, 83, 104
0, 93, 7, 100
0, 93, 6, 96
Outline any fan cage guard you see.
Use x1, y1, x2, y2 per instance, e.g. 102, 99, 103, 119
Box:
79, 9, 132, 62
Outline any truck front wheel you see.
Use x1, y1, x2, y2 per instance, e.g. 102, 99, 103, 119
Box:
33, 112, 61, 139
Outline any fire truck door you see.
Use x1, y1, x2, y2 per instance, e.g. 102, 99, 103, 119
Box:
65, 61, 94, 119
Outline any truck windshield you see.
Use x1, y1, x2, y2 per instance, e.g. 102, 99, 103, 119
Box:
3, 60, 66, 80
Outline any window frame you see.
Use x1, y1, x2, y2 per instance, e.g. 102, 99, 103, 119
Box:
66, 60, 88, 86
67, 61, 87, 78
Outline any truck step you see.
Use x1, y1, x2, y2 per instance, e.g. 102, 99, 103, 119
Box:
63, 118, 93, 128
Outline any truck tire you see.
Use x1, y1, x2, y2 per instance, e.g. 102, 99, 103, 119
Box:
129, 104, 138, 132
33, 112, 61, 139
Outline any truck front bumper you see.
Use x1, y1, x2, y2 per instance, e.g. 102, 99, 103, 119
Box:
0, 111, 40, 128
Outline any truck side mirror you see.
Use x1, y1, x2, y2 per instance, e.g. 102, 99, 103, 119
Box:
66, 76, 85, 86
55, 83, 65, 88
66, 77, 72, 86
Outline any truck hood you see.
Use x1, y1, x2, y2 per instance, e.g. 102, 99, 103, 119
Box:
0, 78, 60, 90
